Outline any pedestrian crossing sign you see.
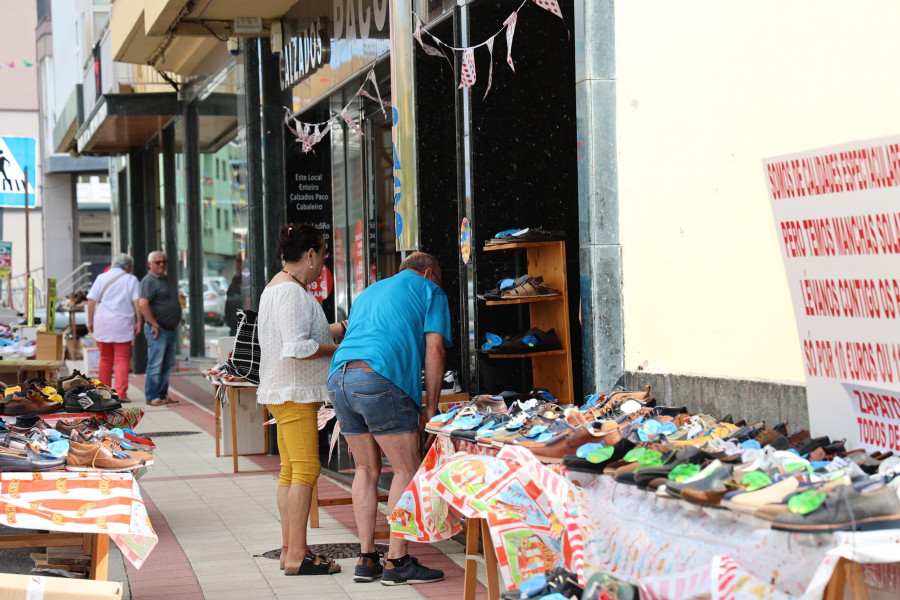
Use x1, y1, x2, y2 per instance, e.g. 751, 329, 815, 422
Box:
0, 137, 36, 207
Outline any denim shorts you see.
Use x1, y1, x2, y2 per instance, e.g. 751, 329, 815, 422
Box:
327, 367, 420, 436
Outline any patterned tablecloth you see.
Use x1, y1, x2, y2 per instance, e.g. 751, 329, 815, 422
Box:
390, 436, 900, 599
0, 471, 158, 569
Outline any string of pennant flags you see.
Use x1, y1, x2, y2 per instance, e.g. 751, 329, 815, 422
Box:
0, 60, 35, 70
414, 0, 565, 99
283, 69, 391, 154
285, 0, 565, 154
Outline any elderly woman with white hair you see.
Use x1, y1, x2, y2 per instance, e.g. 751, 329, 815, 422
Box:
86, 253, 142, 401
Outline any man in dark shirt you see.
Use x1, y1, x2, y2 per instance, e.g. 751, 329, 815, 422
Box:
139, 251, 182, 407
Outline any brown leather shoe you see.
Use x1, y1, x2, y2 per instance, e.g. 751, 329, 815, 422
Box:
527, 425, 600, 463
3, 390, 64, 416
66, 440, 145, 472
58, 370, 91, 393
55, 418, 96, 436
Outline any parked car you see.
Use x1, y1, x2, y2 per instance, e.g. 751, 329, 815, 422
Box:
178, 278, 225, 325
206, 276, 228, 295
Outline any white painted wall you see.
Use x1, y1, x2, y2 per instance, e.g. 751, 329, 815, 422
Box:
615, 1, 900, 383
0, 1, 43, 289
50, 0, 87, 114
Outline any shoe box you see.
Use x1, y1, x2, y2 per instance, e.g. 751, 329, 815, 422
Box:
35, 333, 64, 361
0, 574, 122, 599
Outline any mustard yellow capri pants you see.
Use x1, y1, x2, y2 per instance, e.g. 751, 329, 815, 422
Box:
267, 401, 322, 487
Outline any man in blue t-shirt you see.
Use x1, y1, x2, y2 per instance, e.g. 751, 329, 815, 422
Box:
328, 252, 452, 586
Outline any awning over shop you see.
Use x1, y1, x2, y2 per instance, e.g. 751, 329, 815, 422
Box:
75, 92, 239, 156
76, 93, 180, 155
111, 0, 297, 77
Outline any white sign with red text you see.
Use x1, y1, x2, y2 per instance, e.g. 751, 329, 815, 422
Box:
765, 136, 900, 452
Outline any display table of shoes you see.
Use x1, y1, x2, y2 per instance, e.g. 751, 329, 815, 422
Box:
0, 359, 66, 385
210, 379, 270, 474
0, 471, 158, 580
395, 430, 900, 600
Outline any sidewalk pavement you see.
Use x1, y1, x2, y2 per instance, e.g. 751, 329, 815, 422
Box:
119, 375, 490, 600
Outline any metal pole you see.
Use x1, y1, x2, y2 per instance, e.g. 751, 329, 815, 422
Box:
24, 166, 29, 281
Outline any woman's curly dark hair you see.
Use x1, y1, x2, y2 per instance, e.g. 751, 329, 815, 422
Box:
277, 224, 325, 262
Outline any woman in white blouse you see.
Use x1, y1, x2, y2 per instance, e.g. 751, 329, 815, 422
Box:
257, 224, 345, 576
86, 253, 141, 401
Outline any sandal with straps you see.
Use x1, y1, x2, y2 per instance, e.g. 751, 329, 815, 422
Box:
284, 553, 342, 576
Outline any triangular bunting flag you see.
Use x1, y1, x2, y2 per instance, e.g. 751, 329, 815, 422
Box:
415, 22, 453, 69
532, 0, 563, 19
504, 13, 518, 72
459, 48, 476, 89
359, 90, 392, 109
366, 70, 387, 118
300, 123, 312, 153
483, 37, 495, 100
415, 22, 444, 58
341, 108, 365, 136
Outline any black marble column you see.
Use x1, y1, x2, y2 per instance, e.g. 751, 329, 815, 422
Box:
129, 147, 148, 374
161, 123, 178, 289
260, 37, 289, 283
183, 100, 204, 356
243, 39, 265, 311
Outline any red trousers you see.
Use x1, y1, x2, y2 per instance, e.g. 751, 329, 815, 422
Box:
97, 341, 132, 399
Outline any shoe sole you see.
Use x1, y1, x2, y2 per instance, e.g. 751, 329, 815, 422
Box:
771, 515, 900, 532
2, 408, 62, 416
353, 574, 382, 582
65, 465, 143, 472
381, 576, 444, 586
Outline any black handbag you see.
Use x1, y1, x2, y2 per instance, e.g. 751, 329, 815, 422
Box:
222, 309, 260, 384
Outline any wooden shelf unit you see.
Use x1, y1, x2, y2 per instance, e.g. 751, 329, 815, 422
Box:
481, 240, 574, 405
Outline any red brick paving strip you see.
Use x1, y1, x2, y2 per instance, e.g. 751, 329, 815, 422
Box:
125, 492, 203, 600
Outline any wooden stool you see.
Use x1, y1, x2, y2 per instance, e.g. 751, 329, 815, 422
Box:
308, 481, 389, 531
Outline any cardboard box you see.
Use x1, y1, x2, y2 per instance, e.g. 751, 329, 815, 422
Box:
36, 333, 64, 361
0, 573, 122, 599
83, 346, 101, 377
65, 336, 84, 360
437, 393, 470, 414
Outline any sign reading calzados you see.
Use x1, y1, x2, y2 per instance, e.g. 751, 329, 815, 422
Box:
280, 0, 389, 90
281, 17, 330, 89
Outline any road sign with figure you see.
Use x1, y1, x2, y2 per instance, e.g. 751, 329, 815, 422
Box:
0, 137, 37, 207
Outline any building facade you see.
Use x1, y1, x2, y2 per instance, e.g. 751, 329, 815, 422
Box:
74, 0, 900, 428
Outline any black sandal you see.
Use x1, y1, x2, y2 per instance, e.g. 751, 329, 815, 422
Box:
284, 553, 341, 576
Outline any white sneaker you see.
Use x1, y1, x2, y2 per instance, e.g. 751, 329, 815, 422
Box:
440, 371, 461, 395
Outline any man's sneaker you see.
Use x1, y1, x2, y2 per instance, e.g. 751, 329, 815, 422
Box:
441, 371, 461, 395
381, 555, 444, 585
354, 551, 383, 582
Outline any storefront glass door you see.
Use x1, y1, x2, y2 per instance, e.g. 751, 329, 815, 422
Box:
330, 89, 399, 316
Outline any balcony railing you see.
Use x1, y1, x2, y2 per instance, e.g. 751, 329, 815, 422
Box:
81, 27, 195, 115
